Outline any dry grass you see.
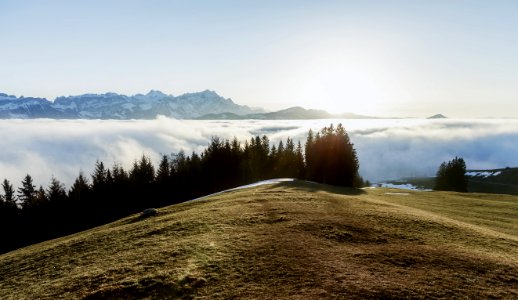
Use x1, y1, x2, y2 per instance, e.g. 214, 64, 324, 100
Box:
1, 181, 517, 299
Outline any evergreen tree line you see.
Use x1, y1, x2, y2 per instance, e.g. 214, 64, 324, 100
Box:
0, 124, 363, 254
434, 156, 468, 192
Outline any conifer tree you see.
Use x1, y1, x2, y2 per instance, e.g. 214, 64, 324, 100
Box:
156, 155, 171, 183
295, 141, 306, 179
0, 179, 19, 254
91, 161, 108, 190
69, 172, 90, 198
434, 157, 467, 192
47, 177, 67, 204
130, 155, 155, 184
304, 124, 359, 187
105, 169, 114, 185
111, 163, 128, 182
34, 185, 48, 207
1, 179, 16, 210
18, 174, 37, 210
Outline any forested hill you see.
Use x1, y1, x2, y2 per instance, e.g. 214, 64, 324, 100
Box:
0, 124, 365, 254
466, 167, 518, 195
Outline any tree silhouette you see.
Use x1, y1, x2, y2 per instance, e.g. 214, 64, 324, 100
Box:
0, 179, 19, 253
1, 179, 16, 210
305, 124, 359, 187
69, 172, 91, 202
18, 174, 37, 210
434, 157, 467, 192
130, 155, 155, 185
34, 186, 48, 207
47, 177, 67, 204
156, 155, 171, 184
91, 160, 108, 190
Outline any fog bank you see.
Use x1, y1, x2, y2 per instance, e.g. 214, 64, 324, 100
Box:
1, 117, 517, 189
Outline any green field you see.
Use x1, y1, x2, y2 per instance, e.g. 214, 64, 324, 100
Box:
1, 181, 517, 299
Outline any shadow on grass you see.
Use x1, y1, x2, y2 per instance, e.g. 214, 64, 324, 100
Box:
267, 179, 366, 196
83, 275, 206, 300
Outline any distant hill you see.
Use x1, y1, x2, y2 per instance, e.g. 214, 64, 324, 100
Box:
197, 106, 375, 120
382, 167, 518, 196
427, 114, 447, 119
466, 167, 518, 195
1, 180, 517, 299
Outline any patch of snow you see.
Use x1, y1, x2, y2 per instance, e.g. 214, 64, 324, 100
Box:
379, 183, 420, 190
376, 183, 431, 191
466, 171, 502, 178
228, 178, 295, 191
188, 178, 295, 202
122, 103, 136, 111
139, 103, 152, 110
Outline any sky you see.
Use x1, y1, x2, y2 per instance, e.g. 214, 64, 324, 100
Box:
1, 0, 518, 117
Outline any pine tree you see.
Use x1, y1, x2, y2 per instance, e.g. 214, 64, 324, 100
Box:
69, 172, 91, 198
0, 178, 19, 253
1, 179, 16, 210
295, 141, 306, 179
91, 161, 108, 190
130, 155, 155, 184
305, 129, 316, 180
304, 124, 359, 187
156, 155, 171, 184
18, 174, 37, 210
47, 177, 67, 204
434, 157, 467, 192
112, 164, 129, 183
34, 185, 48, 207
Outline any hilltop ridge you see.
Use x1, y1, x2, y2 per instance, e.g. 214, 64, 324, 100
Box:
1, 180, 516, 299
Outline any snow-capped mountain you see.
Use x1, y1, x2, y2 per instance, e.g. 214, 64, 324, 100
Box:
0, 90, 262, 119
0, 93, 66, 118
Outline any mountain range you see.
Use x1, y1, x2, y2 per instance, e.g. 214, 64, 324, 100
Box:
0, 90, 376, 120
0, 90, 266, 119
0, 90, 447, 120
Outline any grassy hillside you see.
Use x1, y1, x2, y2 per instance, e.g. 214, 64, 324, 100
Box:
1, 181, 517, 299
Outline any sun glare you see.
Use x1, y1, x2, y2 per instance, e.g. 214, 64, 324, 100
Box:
294, 51, 393, 116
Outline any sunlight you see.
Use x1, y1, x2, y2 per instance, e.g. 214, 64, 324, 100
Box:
295, 52, 392, 116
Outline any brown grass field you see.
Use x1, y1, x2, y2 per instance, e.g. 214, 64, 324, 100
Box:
0, 180, 517, 299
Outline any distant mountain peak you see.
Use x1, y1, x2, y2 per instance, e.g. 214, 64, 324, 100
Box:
427, 114, 447, 119
145, 90, 168, 97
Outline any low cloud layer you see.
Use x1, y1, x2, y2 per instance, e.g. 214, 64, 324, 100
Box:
1, 117, 517, 189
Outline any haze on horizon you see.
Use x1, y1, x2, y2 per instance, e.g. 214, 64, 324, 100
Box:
1, 0, 518, 118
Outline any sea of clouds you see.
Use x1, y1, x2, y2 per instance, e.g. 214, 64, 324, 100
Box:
1, 117, 517, 189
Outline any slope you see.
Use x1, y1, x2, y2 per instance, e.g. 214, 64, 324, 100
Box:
0, 181, 517, 299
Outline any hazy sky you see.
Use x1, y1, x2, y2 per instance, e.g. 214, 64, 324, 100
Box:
1, 1, 518, 117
